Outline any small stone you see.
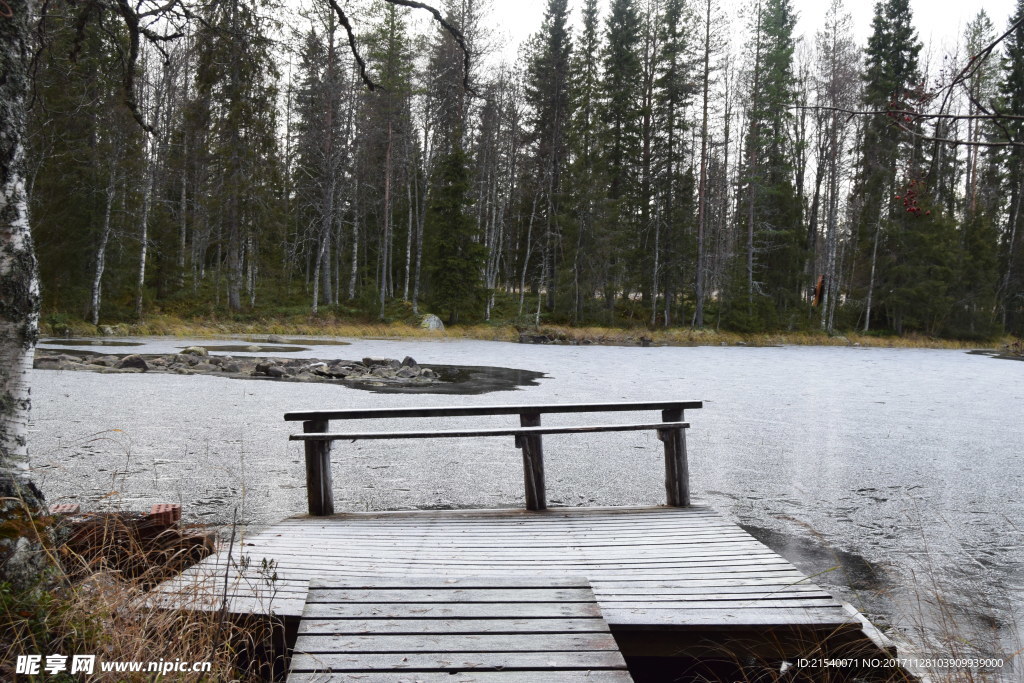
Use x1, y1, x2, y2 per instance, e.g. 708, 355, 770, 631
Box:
420, 368, 437, 379
396, 366, 417, 379
245, 345, 261, 353
117, 354, 149, 371
181, 346, 208, 357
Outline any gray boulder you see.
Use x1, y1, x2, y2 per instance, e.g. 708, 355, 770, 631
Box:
117, 354, 149, 371
363, 357, 401, 369
266, 365, 288, 378
221, 363, 242, 374
419, 314, 445, 331
400, 356, 417, 368
181, 346, 208, 357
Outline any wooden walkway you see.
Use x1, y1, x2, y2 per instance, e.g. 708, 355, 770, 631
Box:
287, 576, 633, 682
155, 505, 860, 635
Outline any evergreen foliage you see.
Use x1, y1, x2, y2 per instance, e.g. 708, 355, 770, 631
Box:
19, 0, 1024, 340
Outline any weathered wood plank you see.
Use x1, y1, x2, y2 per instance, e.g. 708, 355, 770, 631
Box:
293, 633, 620, 653
305, 588, 600, 603
302, 602, 606, 619
284, 400, 702, 422
288, 650, 629, 672
297, 618, 613, 636
290, 422, 689, 442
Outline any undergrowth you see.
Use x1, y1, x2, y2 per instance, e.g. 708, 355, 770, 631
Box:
37, 311, 1017, 351
1, 505, 277, 682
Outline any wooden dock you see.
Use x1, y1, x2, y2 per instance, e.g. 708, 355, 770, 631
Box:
288, 576, 632, 682
152, 401, 896, 678
154, 506, 887, 673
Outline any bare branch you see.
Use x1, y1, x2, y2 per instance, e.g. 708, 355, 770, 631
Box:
322, 0, 376, 91
386, 0, 474, 93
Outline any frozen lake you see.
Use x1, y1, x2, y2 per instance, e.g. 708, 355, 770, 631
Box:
28, 336, 1024, 670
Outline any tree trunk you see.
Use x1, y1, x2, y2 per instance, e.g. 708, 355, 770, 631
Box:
135, 138, 154, 319
1, 0, 50, 589
90, 168, 117, 326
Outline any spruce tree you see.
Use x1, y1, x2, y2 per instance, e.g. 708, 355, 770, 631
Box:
999, 0, 1024, 335
729, 0, 802, 330
425, 145, 487, 324
192, 0, 282, 311
524, 0, 572, 313
599, 0, 643, 314
564, 0, 604, 322
853, 0, 921, 332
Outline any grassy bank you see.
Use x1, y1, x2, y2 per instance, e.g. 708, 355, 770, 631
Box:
38, 312, 1018, 351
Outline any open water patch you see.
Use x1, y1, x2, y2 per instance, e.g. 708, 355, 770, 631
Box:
41, 338, 143, 347
184, 344, 310, 353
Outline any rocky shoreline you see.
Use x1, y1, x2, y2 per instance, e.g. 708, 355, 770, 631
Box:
33, 346, 442, 387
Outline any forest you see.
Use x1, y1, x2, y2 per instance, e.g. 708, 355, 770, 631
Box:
24, 0, 1024, 339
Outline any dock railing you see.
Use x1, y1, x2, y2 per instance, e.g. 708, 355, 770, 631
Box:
285, 400, 702, 516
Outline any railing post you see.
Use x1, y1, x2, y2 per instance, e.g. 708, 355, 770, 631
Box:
660, 408, 689, 507
304, 419, 334, 516
519, 412, 547, 511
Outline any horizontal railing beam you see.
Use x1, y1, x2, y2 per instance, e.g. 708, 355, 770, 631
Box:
290, 422, 689, 442
285, 400, 701, 422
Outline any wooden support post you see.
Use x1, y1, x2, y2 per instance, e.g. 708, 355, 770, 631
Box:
660, 408, 689, 507
304, 419, 334, 516
519, 412, 547, 511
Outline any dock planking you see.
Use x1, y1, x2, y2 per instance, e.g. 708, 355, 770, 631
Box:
153, 505, 860, 635
287, 576, 632, 682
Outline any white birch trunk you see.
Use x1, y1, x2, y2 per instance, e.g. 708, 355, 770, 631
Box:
1, 0, 49, 587
90, 168, 117, 326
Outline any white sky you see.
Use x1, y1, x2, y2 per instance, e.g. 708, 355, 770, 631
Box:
487, 0, 1018, 61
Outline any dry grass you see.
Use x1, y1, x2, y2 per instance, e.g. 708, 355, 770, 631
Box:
1, 506, 277, 682
39, 313, 1017, 350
